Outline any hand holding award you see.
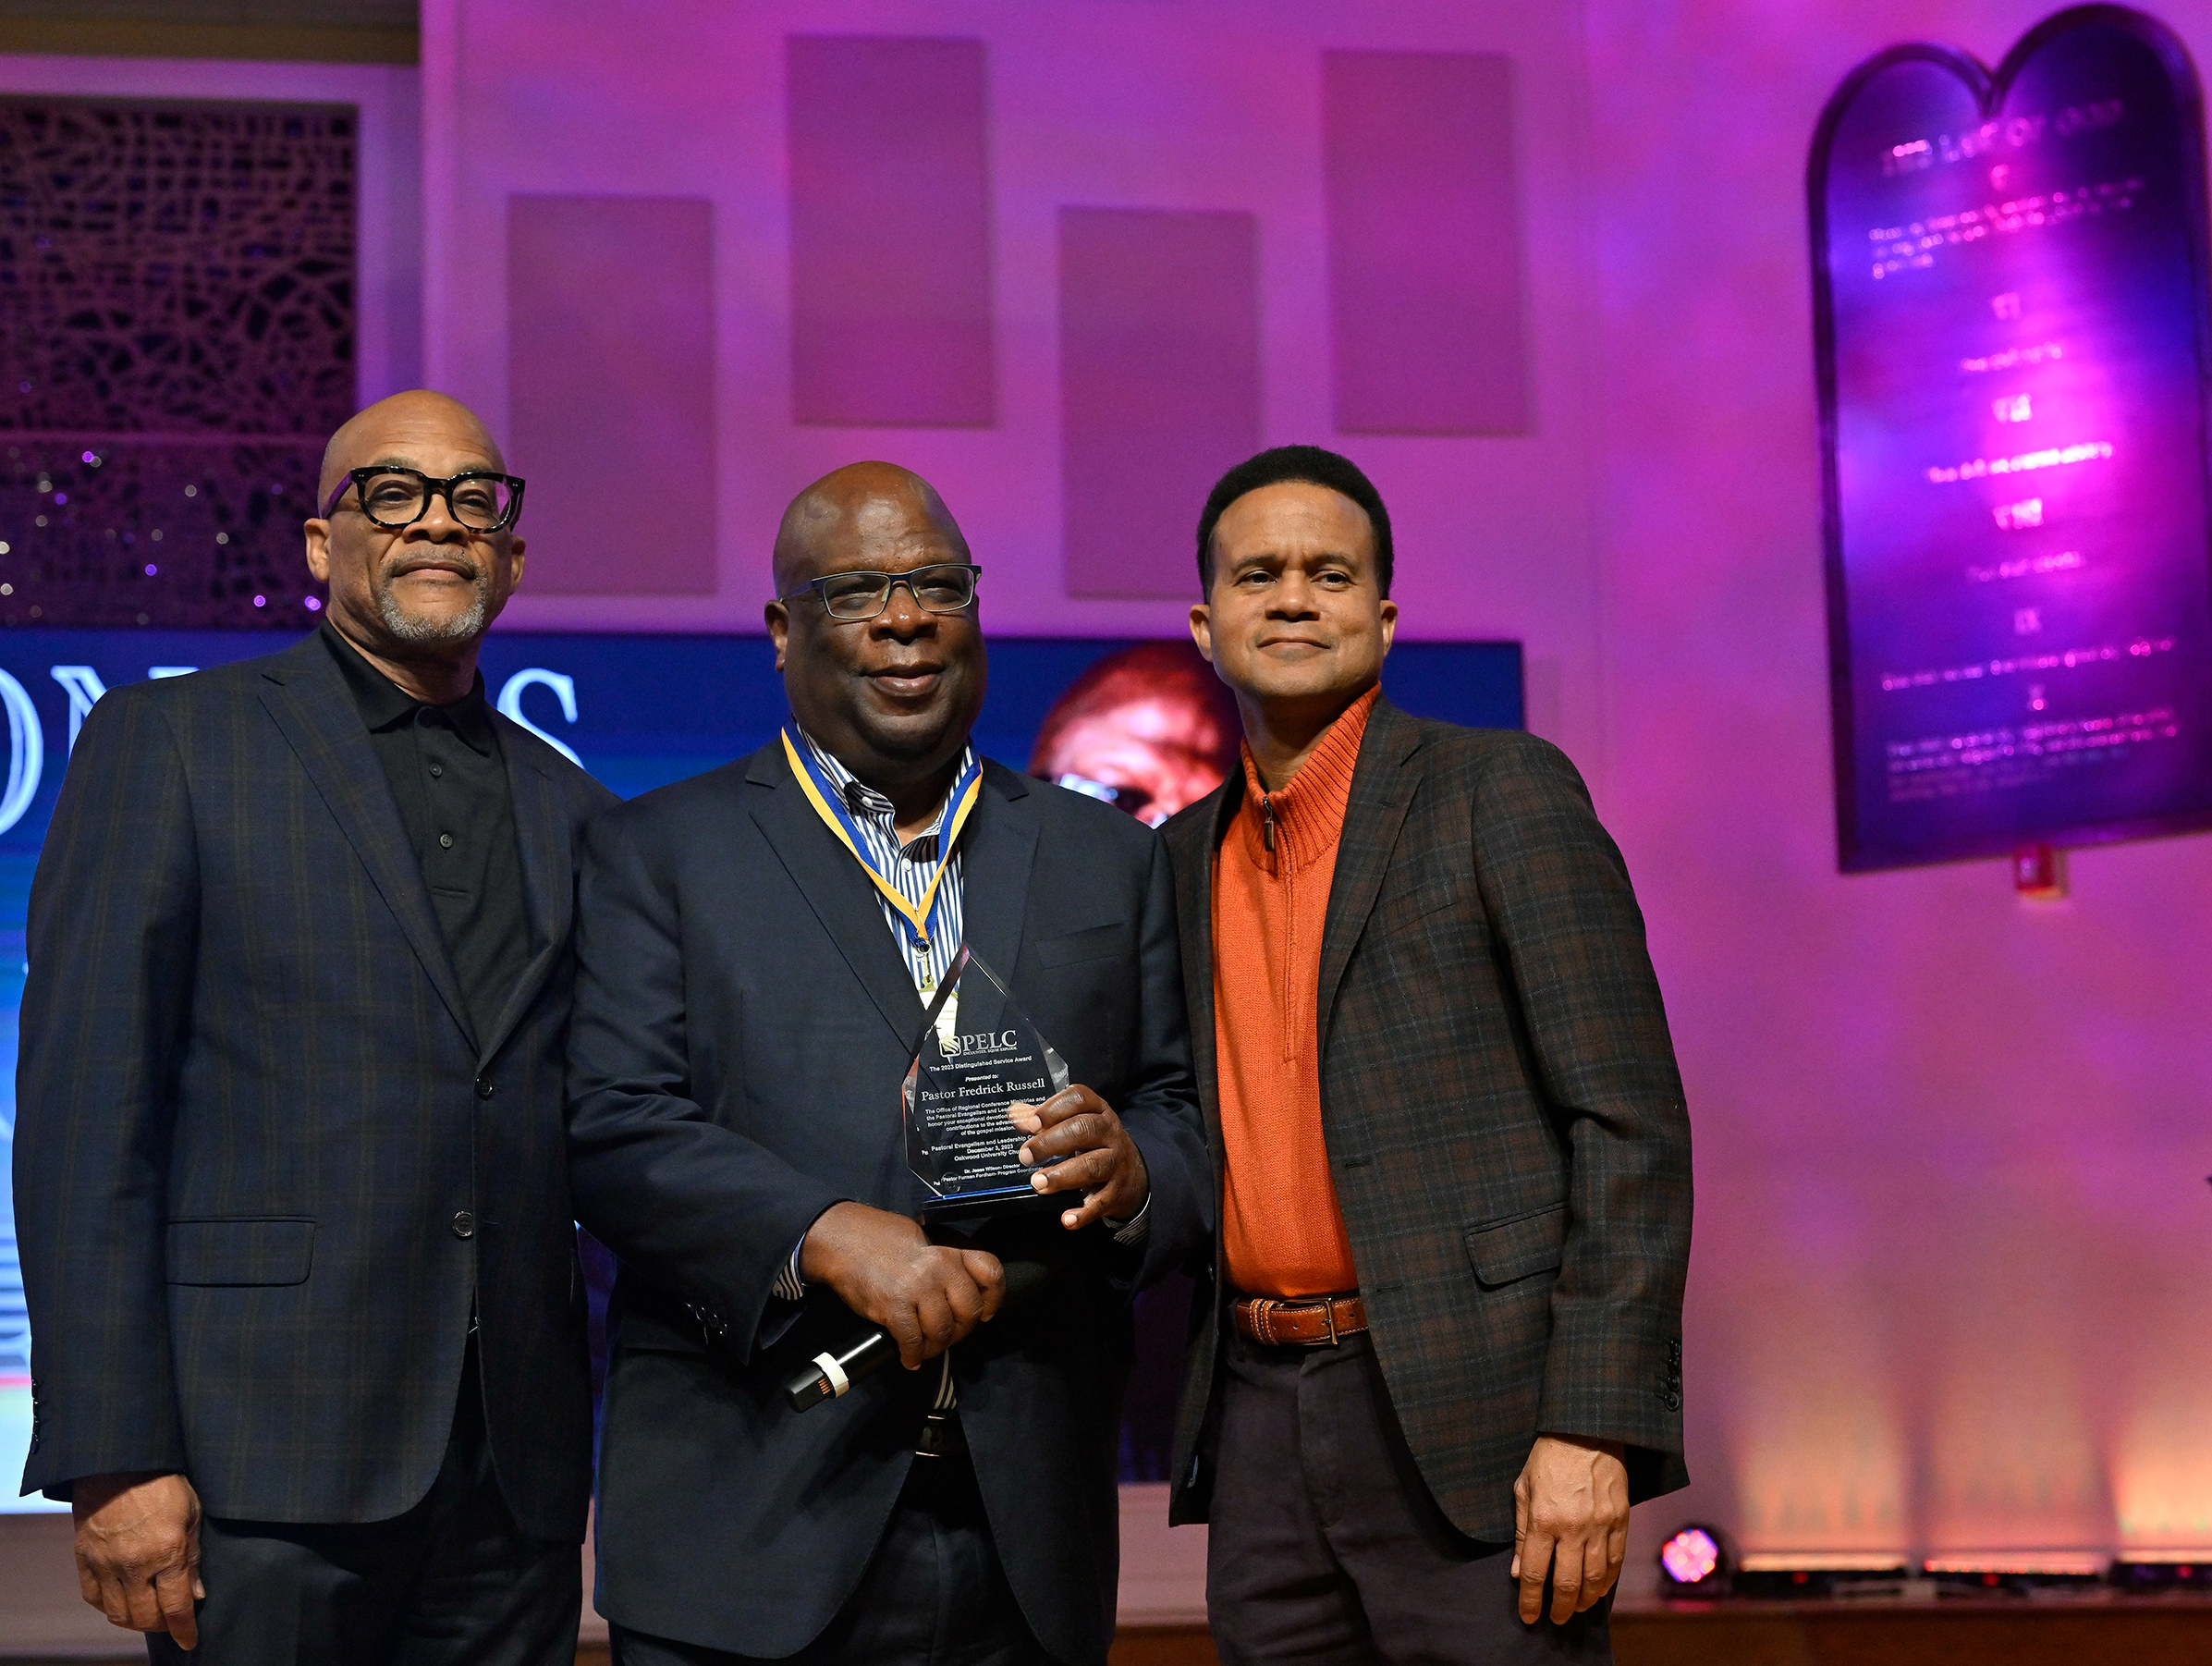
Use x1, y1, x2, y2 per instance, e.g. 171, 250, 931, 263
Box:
1008, 1086, 1151, 1230
789, 943, 1148, 1411
905, 945, 1149, 1227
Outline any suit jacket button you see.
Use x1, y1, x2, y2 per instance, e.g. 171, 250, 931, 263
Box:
475, 1078, 495, 1099
451, 1210, 476, 1240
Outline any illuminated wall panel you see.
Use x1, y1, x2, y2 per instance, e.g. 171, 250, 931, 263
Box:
787, 34, 994, 427
1324, 51, 1529, 435
507, 195, 716, 595
1060, 208, 1261, 599
1814, 10, 2212, 868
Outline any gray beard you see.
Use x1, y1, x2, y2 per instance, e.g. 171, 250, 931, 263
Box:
374, 575, 489, 643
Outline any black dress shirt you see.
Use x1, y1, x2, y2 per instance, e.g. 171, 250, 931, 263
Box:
321, 624, 534, 1045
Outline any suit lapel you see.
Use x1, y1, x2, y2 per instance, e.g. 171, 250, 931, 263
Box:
1169, 781, 1240, 1167
959, 764, 1037, 992
747, 744, 933, 1052
256, 638, 475, 1047
1314, 698, 1424, 1056
474, 732, 568, 1068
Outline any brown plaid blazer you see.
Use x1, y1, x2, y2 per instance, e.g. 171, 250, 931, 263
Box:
1162, 695, 1691, 1541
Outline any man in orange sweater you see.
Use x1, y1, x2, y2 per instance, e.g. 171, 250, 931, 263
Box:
1161, 447, 1691, 1663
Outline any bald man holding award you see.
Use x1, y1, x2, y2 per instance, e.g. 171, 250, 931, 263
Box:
565, 463, 1210, 1666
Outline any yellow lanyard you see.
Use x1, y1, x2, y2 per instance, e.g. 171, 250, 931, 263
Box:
781, 730, 981, 950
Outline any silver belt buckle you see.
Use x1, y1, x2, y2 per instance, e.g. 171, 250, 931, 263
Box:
913, 1411, 955, 1459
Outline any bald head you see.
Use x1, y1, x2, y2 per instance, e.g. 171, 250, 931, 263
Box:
772, 461, 970, 596
764, 459, 985, 811
318, 389, 505, 510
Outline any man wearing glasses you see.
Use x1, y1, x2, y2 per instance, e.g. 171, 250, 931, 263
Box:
565, 461, 1208, 1665
14, 389, 612, 1661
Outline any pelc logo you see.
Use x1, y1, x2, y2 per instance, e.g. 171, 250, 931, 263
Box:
942, 1029, 1021, 1060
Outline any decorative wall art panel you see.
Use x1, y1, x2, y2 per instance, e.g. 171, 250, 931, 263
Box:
1059, 207, 1261, 599
0, 96, 353, 627
507, 194, 717, 595
1813, 7, 2212, 869
1325, 51, 1529, 436
787, 35, 994, 428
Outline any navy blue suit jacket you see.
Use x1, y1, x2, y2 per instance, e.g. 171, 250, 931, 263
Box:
567, 741, 1209, 1664
12, 632, 612, 1538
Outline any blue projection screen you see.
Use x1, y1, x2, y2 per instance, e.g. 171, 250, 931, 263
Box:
0, 628, 1521, 1505
1812, 7, 2212, 871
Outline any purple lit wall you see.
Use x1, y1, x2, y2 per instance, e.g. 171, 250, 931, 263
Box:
417, 0, 2212, 1593
1589, 0, 2212, 1567
421, 0, 1607, 755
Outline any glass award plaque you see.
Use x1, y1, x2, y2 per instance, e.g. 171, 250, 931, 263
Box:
903, 943, 1071, 1219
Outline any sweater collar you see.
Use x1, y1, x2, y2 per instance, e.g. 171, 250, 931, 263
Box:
1235, 685, 1379, 874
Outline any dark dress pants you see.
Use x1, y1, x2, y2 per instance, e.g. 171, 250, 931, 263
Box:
1206, 1329, 1612, 1666
147, 1340, 580, 1666
609, 1437, 1050, 1666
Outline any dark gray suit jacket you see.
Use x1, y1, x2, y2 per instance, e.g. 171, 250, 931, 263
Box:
13, 632, 613, 1538
1162, 697, 1692, 1542
567, 741, 1209, 1664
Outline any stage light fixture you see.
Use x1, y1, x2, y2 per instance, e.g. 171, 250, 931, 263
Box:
1732, 1552, 1911, 1599
1657, 1524, 1733, 1595
1924, 1552, 2107, 1596
2111, 1556, 2212, 1592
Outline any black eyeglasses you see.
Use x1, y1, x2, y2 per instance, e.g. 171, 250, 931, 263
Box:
779, 563, 982, 621
321, 467, 527, 533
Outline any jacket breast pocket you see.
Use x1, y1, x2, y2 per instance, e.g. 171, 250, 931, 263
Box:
1030, 920, 1128, 970
1463, 1203, 1566, 1289
165, 1218, 316, 1287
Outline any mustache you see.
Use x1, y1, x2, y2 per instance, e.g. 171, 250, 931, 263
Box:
380, 551, 487, 583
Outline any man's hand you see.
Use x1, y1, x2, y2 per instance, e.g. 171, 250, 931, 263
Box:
800, 1201, 1005, 1369
1511, 1435, 1629, 1624
1009, 1085, 1148, 1230
72, 1471, 203, 1647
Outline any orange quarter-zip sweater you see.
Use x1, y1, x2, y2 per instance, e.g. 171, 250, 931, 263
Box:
1212, 686, 1377, 1298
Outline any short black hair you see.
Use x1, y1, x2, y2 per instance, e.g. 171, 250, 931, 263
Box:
1194, 444, 1393, 597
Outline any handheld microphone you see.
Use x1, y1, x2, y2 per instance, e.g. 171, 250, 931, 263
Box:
785, 1258, 1054, 1413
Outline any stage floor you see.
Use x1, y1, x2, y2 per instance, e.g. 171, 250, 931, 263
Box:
1106, 1595, 2212, 1666
13, 1600, 2212, 1666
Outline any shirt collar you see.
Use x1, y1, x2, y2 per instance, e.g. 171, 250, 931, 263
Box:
794, 723, 976, 855
320, 622, 498, 755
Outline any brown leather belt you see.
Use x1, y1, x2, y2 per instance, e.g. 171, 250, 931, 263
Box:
1233, 1292, 1367, 1347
